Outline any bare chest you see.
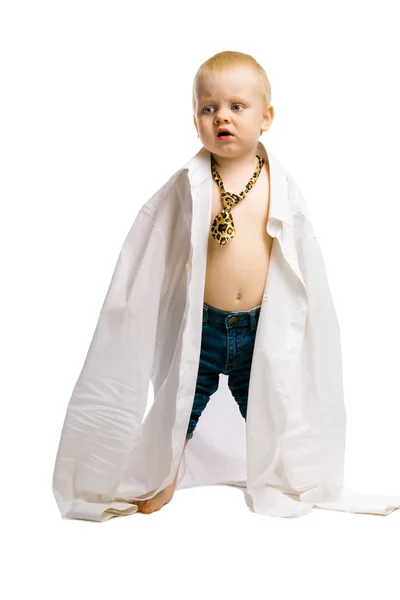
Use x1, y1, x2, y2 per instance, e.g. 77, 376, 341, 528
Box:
203, 163, 274, 310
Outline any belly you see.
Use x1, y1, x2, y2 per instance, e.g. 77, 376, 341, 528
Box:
203, 226, 273, 312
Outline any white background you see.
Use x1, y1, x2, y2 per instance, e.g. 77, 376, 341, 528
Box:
1, 0, 399, 598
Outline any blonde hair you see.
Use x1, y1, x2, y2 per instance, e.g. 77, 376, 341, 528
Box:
192, 50, 272, 115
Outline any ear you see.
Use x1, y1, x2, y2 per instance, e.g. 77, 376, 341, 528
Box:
193, 114, 198, 134
261, 105, 275, 134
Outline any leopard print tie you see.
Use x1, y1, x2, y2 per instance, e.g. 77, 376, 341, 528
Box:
210, 154, 265, 246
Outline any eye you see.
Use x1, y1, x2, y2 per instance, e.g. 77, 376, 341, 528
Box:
202, 104, 244, 114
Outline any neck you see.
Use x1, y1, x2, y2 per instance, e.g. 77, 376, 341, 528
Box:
211, 147, 259, 173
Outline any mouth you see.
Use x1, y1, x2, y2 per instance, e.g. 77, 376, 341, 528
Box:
217, 131, 234, 140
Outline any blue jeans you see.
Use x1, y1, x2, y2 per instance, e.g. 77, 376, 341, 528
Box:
186, 301, 262, 440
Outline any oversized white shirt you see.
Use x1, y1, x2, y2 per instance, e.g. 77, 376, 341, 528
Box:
52, 141, 400, 521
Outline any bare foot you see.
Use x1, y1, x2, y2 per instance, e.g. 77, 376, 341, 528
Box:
136, 437, 190, 514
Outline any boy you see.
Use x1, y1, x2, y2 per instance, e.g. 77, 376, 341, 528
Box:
137, 52, 275, 513
53, 51, 400, 521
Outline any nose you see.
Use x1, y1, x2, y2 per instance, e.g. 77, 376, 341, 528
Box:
214, 107, 231, 124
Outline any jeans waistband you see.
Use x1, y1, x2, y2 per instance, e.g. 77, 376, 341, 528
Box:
203, 302, 261, 330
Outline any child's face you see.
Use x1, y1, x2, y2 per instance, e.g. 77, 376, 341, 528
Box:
193, 66, 274, 157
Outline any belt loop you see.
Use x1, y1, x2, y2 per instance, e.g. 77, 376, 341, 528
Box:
203, 304, 208, 325
250, 310, 256, 331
